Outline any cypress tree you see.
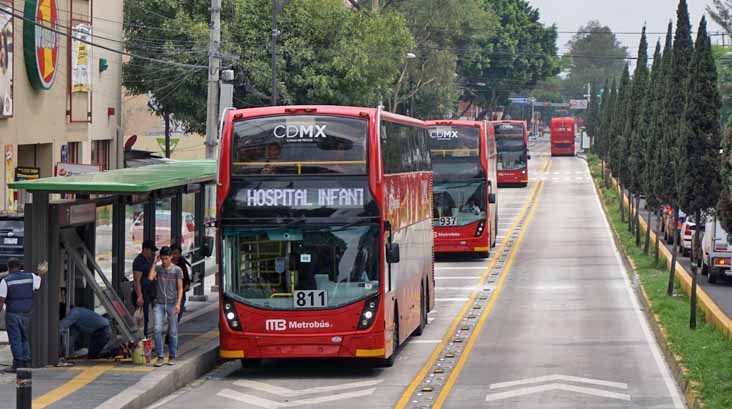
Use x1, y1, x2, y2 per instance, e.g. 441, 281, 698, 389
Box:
627, 27, 649, 244
653, 22, 674, 264
718, 121, 732, 234
678, 17, 721, 328
611, 65, 631, 221
642, 40, 663, 256
599, 78, 616, 187
666, 0, 693, 297
587, 82, 600, 152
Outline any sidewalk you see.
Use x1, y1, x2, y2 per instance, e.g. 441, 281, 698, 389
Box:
0, 273, 220, 409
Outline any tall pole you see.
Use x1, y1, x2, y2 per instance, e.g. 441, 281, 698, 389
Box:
205, 0, 221, 160
271, 0, 278, 106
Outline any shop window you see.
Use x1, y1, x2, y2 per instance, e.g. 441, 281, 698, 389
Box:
92, 140, 110, 170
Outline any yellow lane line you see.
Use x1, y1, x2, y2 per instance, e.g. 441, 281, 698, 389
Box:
434, 179, 546, 408
394, 160, 548, 409
33, 365, 115, 409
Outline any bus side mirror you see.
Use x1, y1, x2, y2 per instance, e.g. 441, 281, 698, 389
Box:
386, 242, 400, 264
488, 193, 496, 204
200, 236, 214, 258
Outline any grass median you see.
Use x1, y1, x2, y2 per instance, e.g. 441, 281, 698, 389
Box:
587, 154, 732, 409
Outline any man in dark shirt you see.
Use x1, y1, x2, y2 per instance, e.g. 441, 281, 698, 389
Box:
132, 240, 157, 337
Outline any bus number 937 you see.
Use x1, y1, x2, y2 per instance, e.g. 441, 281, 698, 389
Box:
439, 217, 457, 226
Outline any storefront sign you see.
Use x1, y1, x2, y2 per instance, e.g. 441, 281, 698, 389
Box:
4, 145, 13, 210
55, 162, 101, 177
15, 166, 40, 181
23, 0, 59, 90
0, 0, 13, 117
71, 23, 91, 93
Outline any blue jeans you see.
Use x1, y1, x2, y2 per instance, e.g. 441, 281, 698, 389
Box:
154, 303, 178, 359
6, 312, 31, 367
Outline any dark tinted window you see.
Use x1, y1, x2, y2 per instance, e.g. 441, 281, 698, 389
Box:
429, 126, 480, 159
232, 115, 367, 175
493, 122, 525, 138
381, 120, 430, 174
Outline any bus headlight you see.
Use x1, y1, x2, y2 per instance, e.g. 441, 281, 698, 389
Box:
223, 300, 243, 331
358, 296, 379, 330
475, 221, 485, 237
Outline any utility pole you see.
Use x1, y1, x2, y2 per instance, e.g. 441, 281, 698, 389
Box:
205, 0, 221, 159
271, 0, 278, 106
372, 0, 378, 10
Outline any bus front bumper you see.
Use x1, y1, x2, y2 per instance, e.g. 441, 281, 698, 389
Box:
220, 330, 386, 359
434, 236, 489, 254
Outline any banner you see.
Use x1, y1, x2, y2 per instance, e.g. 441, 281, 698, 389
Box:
55, 162, 101, 177
71, 23, 91, 93
0, 0, 13, 117
15, 166, 40, 181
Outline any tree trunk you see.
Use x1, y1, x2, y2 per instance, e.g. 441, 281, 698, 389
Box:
654, 207, 662, 264
689, 210, 700, 330
602, 160, 607, 187
667, 207, 680, 296
644, 207, 652, 255
163, 111, 171, 159
627, 192, 633, 232
635, 195, 641, 246
619, 185, 625, 223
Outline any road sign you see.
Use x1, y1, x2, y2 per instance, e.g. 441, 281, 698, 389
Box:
570, 99, 589, 110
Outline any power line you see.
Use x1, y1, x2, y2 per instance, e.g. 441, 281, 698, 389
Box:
0, 7, 208, 70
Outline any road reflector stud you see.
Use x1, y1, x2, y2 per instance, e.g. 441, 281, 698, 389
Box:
434, 368, 444, 374
461, 326, 470, 331
453, 339, 463, 343
445, 353, 455, 358
467, 315, 476, 319
421, 386, 434, 392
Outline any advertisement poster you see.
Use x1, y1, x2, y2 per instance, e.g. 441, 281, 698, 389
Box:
71, 23, 91, 93
15, 167, 40, 181
0, 0, 13, 117
55, 162, 101, 177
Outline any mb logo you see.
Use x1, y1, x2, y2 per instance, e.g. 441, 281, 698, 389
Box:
265, 319, 286, 331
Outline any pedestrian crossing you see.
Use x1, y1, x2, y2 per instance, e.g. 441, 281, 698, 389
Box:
527, 171, 591, 184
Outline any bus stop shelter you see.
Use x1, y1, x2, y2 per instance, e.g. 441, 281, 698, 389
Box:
8, 160, 217, 367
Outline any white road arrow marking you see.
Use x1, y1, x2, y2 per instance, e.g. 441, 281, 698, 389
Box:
490, 374, 627, 390
485, 383, 631, 402
232, 379, 383, 397
218, 387, 378, 408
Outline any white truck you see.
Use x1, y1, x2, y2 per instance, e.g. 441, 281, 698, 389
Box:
701, 216, 732, 284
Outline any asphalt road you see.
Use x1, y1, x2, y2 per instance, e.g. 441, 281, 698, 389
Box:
148, 140, 682, 409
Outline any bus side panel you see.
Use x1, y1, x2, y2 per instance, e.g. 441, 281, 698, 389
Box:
383, 171, 433, 347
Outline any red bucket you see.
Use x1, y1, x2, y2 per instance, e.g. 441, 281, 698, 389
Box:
143, 339, 153, 364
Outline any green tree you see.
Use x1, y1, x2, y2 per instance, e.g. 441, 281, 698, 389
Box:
712, 45, 732, 125
667, 0, 693, 296
561, 20, 628, 99
610, 64, 630, 221
123, 0, 211, 148
653, 22, 674, 263
626, 27, 649, 244
677, 16, 721, 327
642, 40, 663, 256
465, 0, 559, 116
717, 120, 732, 235
598, 77, 614, 186
586, 81, 600, 150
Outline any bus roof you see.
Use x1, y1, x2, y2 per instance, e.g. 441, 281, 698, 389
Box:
425, 120, 483, 128
226, 105, 425, 127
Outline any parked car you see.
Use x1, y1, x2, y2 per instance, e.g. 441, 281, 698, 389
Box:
662, 206, 686, 245
130, 210, 195, 251
701, 216, 732, 284
680, 219, 704, 257
0, 214, 24, 272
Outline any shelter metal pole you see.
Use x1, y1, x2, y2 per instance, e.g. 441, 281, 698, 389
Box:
112, 197, 126, 292
190, 188, 207, 301
171, 190, 183, 248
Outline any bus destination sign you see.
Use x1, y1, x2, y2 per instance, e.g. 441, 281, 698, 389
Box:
242, 187, 365, 208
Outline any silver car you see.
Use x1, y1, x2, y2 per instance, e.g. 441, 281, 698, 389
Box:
701, 216, 732, 283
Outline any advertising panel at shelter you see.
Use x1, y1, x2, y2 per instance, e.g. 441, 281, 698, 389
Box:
0, 0, 13, 117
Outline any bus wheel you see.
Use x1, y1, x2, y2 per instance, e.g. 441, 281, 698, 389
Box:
491, 214, 498, 248
701, 261, 709, 276
240, 358, 263, 369
414, 285, 427, 336
379, 310, 399, 367
708, 269, 718, 284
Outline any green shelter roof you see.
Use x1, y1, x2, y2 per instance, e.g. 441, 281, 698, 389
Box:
8, 161, 216, 193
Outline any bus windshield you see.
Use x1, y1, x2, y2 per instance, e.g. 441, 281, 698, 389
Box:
222, 223, 379, 310
496, 137, 527, 171
433, 180, 486, 226
232, 115, 367, 175
429, 126, 482, 179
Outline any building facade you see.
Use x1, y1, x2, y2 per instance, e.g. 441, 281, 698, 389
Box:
0, 0, 123, 212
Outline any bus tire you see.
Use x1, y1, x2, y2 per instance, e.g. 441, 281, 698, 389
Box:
379, 310, 399, 367
491, 214, 498, 248
240, 358, 263, 369
414, 284, 427, 336
708, 269, 718, 284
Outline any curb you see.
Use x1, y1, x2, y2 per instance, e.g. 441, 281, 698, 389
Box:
96, 338, 220, 409
588, 162, 698, 409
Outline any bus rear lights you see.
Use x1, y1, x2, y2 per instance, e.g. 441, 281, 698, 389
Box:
358, 296, 380, 330
223, 301, 243, 331
475, 221, 485, 237
713, 258, 730, 266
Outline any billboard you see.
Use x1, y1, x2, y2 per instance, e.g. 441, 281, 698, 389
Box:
0, 0, 13, 118
55, 162, 102, 177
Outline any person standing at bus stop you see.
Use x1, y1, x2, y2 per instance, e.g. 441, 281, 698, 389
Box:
149, 246, 183, 367
132, 240, 157, 337
0, 258, 43, 373
170, 244, 191, 323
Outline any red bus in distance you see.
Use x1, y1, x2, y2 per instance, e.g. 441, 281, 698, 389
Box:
216, 106, 434, 367
491, 120, 529, 187
426, 120, 498, 258
550, 117, 576, 156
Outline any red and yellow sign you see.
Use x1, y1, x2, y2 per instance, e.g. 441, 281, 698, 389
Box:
23, 0, 58, 90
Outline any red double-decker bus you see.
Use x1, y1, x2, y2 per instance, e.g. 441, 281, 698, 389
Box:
491, 120, 529, 187
426, 120, 497, 258
550, 117, 576, 156
216, 106, 434, 367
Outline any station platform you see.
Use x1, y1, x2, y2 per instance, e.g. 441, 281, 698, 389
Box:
0, 275, 220, 409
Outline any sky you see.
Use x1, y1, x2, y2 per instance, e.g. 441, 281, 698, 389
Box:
529, 0, 725, 57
